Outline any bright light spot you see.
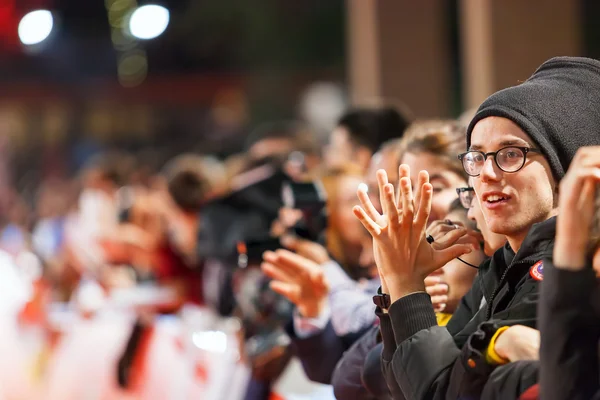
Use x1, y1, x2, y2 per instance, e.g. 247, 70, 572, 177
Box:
129, 5, 169, 40
192, 331, 228, 353
18, 10, 54, 46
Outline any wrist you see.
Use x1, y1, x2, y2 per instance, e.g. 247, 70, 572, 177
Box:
554, 240, 586, 270
299, 296, 328, 319
487, 326, 511, 365
387, 276, 426, 303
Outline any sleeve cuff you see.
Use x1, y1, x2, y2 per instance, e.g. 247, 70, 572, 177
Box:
544, 262, 597, 309
376, 309, 397, 361
388, 292, 438, 344
322, 260, 354, 287
293, 303, 331, 339
485, 326, 510, 365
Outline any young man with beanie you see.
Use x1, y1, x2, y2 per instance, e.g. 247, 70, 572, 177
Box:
353, 56, 600, 399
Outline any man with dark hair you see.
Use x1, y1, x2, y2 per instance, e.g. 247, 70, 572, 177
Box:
162, 154, 211, 213
325, 106, 411, 172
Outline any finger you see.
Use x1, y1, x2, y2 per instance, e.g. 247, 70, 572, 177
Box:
430, 295, 449, 307
428, 223, 456, 241
276, 249, 319, 273
353, 206, 383, 236
424, 275, 443, 287
425, 283, 449, 297
280, 235, 299, 250
261, 262, 295, 283
397, 164, 411, 203
433, 302, 447, 313
376, 169, 390, 217
384, 184, 399, 230
454, 233, 482, 250
431, 227, 469, 249
435, 244, 474, 266
357, 184, 381, 222
399, 177, 414, 227
577, 177, 596, 213
415, 182, 433, 231
263, 250, 278, 263
269, 281, 300, 303
413, 170, 429, 214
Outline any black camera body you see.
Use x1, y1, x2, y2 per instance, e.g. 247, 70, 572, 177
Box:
237, 180, 327, 268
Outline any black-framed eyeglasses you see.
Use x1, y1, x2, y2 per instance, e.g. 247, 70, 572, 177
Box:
456, 187, 475, 209
457, 146, 542, 177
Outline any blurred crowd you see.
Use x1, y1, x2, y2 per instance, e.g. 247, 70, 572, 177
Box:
2, 55, 600, 400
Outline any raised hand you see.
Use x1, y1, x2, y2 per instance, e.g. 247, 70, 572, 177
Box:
353, 164, 473, 302
279, 235, 331, 265
555, 146, 600, 270
425, 271, 449, 312
261, 249, 329, 318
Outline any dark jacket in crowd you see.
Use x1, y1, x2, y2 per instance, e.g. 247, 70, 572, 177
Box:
331, 325, 380, 400
286, 319, 369, 385
378, 217, 555, 400
539, 259, 600, 400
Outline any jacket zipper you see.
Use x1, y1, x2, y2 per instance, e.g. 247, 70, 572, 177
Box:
485, 260, 533, 320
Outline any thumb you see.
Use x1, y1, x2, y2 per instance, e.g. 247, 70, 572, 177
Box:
436, 244, 473, 264
280, 234, 300, 250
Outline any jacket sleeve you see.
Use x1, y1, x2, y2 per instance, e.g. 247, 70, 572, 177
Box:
331, 326, 386, 400
539, 260, 600, 400
287, 320, 346, 384
386, 289, 540, 400
378, 309, 405, 399
480, 361, 539, 400
287, 319, 371, 384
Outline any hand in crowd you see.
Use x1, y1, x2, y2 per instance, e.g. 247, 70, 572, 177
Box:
554, 146, 600, 270
427, 219, 483, 252
494, 325, 540, 362
270, 207, 303, 237
261, 250, 329, 318
353, 165, 474, 302
279, 235, 331, 265
424, 271, 449, 312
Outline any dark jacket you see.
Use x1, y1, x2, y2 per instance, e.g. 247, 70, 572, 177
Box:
378, 217, 556, 400
286, 319, 369, 384
539, 259, 600, 400
480, 361, 539, 400
331, 325, 387, 400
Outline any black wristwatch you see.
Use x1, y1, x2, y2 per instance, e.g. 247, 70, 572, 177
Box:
373, 286, 391, 310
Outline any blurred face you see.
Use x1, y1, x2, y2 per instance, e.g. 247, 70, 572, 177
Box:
467, 195, 506, 256
358, 235, 378, 279
365, 148, 399, 213
325, 126, 371, 171
401, 152, 467, 224
331, 175, 366, 246
248, 137, 295, 161
469, 117, 557, 245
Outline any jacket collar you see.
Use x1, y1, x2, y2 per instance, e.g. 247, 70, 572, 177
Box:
481, 216, 556, 297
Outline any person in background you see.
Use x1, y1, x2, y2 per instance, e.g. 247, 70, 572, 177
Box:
538, 145, 600, 400
324, 106, 411, 172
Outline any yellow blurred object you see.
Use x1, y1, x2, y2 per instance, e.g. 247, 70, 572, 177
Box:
436, 312, 452, 326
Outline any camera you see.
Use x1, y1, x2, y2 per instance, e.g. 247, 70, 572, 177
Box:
236, 180, 327, 268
